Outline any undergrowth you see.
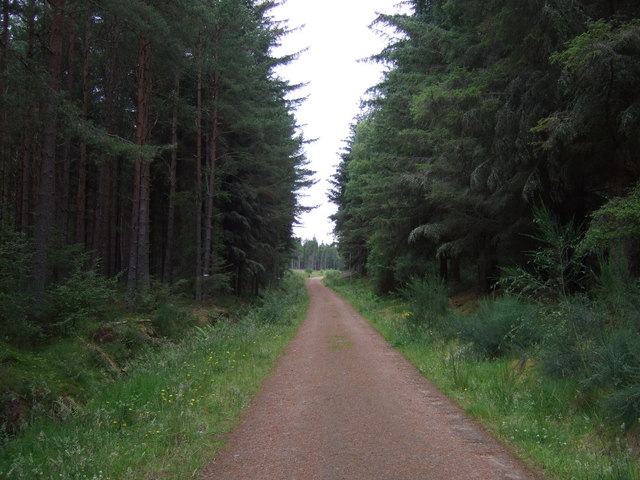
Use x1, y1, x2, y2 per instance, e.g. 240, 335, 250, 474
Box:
324, 272, 640, 480
0, 272, 308, 480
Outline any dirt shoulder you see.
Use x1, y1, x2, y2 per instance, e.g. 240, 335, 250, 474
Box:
200, 277, 540, 480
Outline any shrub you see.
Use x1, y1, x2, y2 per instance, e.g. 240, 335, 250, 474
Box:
393, 254, 429, 286
46, 257, 118, 336
0, 232, 38, 342
401, 276, 449, 332
458, 296, 541, 359
540, 299, 606, 380
592, 254, 640, 317
584, 326, 640, 428
151, 303, 196, 339
500, 204, 587, 299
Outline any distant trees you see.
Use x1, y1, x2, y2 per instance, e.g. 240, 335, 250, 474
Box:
290, 238, 343, 271
332, 0, 640, 292
0, 0, 310, 311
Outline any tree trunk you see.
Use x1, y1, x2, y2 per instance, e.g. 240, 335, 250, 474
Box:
57, 2, 77, 241
18, 3, 36, 234
19, 141, 31, 233
163, 75, 180, 284
202, 25, 221, 299
126, 32, 152, 304
0, 0, 9, 222
202, 76, 219, 287
439, 255, 448, 282
75, 7, 90, 245
33, 0, 66, 305
195, 48, 203, 300
93, 19, 120, 275
450, 256, 461, 284
478, 246, 497, 292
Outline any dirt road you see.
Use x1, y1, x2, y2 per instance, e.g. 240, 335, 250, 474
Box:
200, 277, 540, 479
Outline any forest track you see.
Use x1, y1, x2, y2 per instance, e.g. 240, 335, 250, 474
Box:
200, 277, 540, 480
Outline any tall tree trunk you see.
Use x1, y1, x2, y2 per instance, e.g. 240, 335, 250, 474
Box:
163, 75, 180, 284
57, 2, 77, 241
126, 32, 152, 304
18, 3, 36, 234
438, 255, 448, 281
19, 142, 31, 233
450, 256, 461, 284
74, 8, 90, 245
195, 47, 203, 300
93, 19, 120, 275
202, 75, 219, 289
202, 25, 221, 299
33, 0, 66, 305
0, 0, 9, 225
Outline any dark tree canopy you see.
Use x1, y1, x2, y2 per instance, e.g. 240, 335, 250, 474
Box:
0, 0, 311, 307
332, 0, 640, 291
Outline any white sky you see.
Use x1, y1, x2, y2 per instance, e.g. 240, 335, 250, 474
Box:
271, 0, 407, 244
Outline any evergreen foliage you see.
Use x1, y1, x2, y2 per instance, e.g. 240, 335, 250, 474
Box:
0, 0, 309, 307
290, 238, 343, 271
331, 0, 640, 291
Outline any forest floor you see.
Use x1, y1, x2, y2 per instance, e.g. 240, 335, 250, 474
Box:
199, 277, 541, 480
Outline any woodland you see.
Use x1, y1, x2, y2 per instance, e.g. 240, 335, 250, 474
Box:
3, 0, 640, 473
0, 0, 311, 334
290, 237, 343, 272
331, 0, 640, 442
332, 0, 640, 293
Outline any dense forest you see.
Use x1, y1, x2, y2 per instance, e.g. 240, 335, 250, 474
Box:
0, 0, 311, 331
330, 0, 640, 446
332, 0, 640, 293
290, 237, 343, 271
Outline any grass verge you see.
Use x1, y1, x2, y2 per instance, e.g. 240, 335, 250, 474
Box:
325, 274, 640, 480
0, 272, 308, 480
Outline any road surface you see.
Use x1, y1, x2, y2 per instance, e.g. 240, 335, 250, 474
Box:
200, 277, 539, 480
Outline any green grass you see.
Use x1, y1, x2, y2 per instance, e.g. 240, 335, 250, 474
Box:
325, 274, 640, 480
0, 272, 309, 480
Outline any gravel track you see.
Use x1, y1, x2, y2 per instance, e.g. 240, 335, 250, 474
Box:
200, 277, 540, 480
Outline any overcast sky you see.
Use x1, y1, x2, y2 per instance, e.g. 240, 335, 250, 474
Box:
271, 0, 407, 244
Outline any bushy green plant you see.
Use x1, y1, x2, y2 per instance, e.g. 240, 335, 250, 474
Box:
582, 179, 640, 253
252, 272, 306, 326
151, 303, 196, 339
393, 254, 429, 286
0, 232, 38, 342
459, 296, 541, 359
584, 326, 640, 428
500, 204, 587, 299
401, 275, 449, 332
540, 299, 606, 380
592, 254, 640, 317
46, 257, 118, 336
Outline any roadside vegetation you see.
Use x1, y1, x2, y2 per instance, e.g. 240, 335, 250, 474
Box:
327, 3, 640, 476
0, 272, 308, 480
326, 270, 640, 480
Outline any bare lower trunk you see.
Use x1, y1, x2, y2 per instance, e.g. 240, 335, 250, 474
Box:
126, 32, 152, 304
18, 6, 36, 234
163, 75, 180, 284
202, 89, 218, 281
195, 57, 203, 300
0, 0, 9, 222
93, 20, 120, 275
58, 4, 77, 240
202, 26, 221, 300
33, 0, 66, 305
75, 11, 90, 245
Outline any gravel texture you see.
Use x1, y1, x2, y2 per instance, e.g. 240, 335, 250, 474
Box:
200, 277, 541, 480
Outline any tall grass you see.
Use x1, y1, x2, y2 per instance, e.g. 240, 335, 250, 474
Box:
0, 273, 308, 480
325, 274, 640, 480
